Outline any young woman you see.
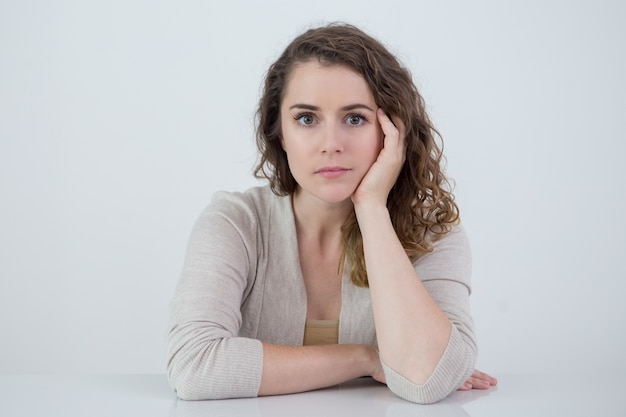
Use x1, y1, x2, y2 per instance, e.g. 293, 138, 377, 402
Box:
167, 23, 497, 404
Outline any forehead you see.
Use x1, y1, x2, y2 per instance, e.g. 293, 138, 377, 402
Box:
282, 61, 375, 105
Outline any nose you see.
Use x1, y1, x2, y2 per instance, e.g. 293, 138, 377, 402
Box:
320, 123, 343, 153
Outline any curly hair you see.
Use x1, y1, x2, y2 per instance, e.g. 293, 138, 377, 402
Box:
254, 23, 459, 287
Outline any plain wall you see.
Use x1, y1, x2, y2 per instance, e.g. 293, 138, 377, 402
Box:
1, 0, 625, 375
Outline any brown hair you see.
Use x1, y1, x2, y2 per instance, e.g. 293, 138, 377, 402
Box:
254, 23, 459, 287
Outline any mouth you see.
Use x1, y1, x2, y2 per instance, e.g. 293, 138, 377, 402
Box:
315, 166, 350, 178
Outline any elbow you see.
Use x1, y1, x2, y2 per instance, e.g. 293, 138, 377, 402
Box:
166, 324, 222, 400
166, 335, 263, 400
167, 355, 208, 400
167, 357, 230, 401
385, 361, 474, 404
387, 381, 455, 405
383, 342, 476, 404
385, 372, 454, 404
167, 347, 238, 401
166, 338, 220, 400
170, 378, 204, 401
168, 359, 260, 401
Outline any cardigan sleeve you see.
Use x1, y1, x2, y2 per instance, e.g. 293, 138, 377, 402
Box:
382, 225, 477, 404
167, 192, 264, 400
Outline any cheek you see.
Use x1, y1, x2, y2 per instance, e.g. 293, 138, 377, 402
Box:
376, 123, 384, 149
365, 128, 384, 162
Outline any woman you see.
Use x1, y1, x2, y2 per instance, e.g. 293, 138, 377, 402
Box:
167, 23, 496, 404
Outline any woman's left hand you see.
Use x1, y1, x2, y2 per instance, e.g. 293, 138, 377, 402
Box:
352, 109, 406, 207
457, 369, 498, 391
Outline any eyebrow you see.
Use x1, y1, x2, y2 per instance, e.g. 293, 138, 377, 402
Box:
288, 103, 375, 112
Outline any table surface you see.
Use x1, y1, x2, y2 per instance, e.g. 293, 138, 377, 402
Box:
1, 374, 623, 417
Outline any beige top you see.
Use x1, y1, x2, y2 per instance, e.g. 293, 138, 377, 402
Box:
303, 320, 339, 345
167, 186, 477, 404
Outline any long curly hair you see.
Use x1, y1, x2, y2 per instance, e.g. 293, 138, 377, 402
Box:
254, 23, 459, 287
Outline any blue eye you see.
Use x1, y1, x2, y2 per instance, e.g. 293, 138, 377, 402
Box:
295, 113, 316, 126
346, 114, 367, 126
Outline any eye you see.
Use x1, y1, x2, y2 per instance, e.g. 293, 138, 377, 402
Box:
346, 113, 368, 126
295, 113, 316, 126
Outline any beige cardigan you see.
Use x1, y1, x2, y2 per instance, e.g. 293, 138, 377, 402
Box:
167, 186, 477, 403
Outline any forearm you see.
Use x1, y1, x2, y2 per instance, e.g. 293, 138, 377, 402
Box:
258, 343, 376, 396
354, 203, 451, 385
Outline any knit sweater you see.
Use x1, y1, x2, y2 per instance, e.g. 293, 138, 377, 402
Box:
167, 186, 477, 403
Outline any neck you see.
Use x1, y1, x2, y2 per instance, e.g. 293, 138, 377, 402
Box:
291, 188, 353, 246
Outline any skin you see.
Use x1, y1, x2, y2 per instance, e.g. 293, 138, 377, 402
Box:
258, 61, 497, 396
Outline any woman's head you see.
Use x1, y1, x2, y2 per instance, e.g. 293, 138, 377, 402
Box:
255, 23, 419, 194
255, 23, 458, 286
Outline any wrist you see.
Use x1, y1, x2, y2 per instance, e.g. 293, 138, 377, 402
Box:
353, 200, 389, 219
353, 202, 390, 231
358, 345, 380, 377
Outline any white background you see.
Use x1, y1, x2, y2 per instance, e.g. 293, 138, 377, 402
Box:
1, 0, 625, 376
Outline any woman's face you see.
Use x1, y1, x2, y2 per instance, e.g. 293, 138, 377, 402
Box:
280, 61, 383, 205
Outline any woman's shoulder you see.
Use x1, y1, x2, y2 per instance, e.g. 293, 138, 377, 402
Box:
413, 223, 472, 288
431, 223, 470, 253
192, 185, 295, 261
202, 185, 290, 228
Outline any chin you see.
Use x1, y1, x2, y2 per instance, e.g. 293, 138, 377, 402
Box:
313, 185, 358, 205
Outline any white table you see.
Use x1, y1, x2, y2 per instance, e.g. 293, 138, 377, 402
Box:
1, 374, 623, 416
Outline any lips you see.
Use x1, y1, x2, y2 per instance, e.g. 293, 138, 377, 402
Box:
315, 166, 349, 173
315, 166, 350, 178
